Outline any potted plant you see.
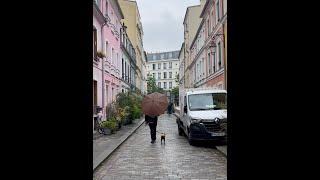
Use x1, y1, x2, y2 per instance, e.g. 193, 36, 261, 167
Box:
101, 119, 117, 134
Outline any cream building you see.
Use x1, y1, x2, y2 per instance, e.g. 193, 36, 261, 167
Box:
146, 51, 180, 91
182, 1, 205, 88
118, 0, 147, 94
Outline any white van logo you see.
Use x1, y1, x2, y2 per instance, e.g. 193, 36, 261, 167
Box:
214, 118, 220, 124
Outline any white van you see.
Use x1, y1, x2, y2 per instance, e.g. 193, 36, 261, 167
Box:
176, 88, 227, 145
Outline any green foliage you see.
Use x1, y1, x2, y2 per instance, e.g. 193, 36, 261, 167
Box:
175, 74, 179, 83
101, 119, 117, 132
115, 91, 143, 124
147, 76, 158, 94
171, 86, 179, 97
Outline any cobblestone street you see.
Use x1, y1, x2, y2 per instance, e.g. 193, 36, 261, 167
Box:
93, 114, 227, 180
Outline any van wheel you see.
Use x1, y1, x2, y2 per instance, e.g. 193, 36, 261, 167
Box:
188, 129, 195, 146
178, 125, 183, 136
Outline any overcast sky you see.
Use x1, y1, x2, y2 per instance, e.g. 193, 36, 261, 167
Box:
135, 0, 200, 53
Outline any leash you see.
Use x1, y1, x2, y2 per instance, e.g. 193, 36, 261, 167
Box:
156, 130, 165, 134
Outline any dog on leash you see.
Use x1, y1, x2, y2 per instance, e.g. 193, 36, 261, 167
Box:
160, 133, 166, 144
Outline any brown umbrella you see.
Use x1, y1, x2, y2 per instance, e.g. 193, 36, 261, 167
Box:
142, 92, 168, 116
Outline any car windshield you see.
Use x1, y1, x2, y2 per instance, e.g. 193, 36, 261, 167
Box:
188, 93, 227, 111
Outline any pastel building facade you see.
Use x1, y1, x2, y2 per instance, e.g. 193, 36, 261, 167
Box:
189, 0, 226, 89
93, 0, 124, 123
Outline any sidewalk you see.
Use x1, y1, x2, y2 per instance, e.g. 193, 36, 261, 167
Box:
93, 117, 145, 170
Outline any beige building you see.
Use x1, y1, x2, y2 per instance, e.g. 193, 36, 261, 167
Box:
118, 0, 147, 94
182, 0, 206, 88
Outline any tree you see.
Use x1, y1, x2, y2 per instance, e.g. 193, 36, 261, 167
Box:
147, 76, 158, 94
171, 86, 179, 105
175, 74, 179, 84
171, 86, 179, 98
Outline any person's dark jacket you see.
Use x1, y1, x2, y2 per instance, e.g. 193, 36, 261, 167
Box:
145, 115, 158, 124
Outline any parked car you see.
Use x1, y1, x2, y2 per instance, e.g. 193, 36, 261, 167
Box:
176, 88, 227, 145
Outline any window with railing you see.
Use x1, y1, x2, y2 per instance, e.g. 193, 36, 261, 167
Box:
216, 0, 221, 22
208, 53, 212, 74
169, 62, 172, 69
163, 72, 167, 79
163, 63, 167, 69
218, 42, 222, 69
158, 72, 161, 79
93, 27, 97, 60
169, 72, 172, 79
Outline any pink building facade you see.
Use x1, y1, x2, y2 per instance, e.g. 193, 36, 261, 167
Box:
93, 0, 124, 124
189, 0, 226, 90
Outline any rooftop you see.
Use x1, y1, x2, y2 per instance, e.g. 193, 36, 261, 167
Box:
147, 50, 180, 62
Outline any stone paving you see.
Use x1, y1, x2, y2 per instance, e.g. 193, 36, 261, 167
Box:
93, 118, 144, 170
93, 114, 227, 180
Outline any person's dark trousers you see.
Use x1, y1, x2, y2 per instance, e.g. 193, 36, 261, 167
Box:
149, 122, 157, 141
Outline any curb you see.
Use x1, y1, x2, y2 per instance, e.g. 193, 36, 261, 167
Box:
93, 118, 145, 171
216, 146, 227, 157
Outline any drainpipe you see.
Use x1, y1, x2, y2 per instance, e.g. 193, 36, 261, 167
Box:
101, 20, 107, 120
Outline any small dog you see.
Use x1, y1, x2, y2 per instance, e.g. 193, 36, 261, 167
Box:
160, 133, 166, 144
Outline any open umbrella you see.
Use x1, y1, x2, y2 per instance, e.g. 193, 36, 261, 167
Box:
142, 92, 168, 116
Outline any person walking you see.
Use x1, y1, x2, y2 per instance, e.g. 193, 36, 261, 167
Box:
145, 114, 158, 143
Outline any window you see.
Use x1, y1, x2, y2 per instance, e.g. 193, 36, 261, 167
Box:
152, 64, 156, 70
105, 1, 108, 15
202, 58, 205, 75
112, 48, 114, 64
216, 0, 220, 21
93, 27, 97, 60
105, 85, 108, 104
211, 10, 215, 28
208, 53, 212, 74
158, 72, 161, 79
163, 82, 167, 89
218, 42, 222, 69
122, 59, 124, 78
188, 93, 227, 111
169, 72, 172, 79
163, 72, 167, 79
213, 51, 216, 73
169, 62, 172, 69
153, 55, 157, 60
158, 82, 161, 88
93, 80, 97, 113
161, 54, 164, 59
95, 0, 101, 8
200, 61, 202, 77
105, 41, 108, 58
207, 19, 210, 37
163, 63, 167, 69
153, 73, 155, 78
196, 63, 199, 80
169, 52, 172, 58
112, 88, 114, 102
169, 82, 172, 89
117, 53, 119, 67
158, 63, 161, 69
